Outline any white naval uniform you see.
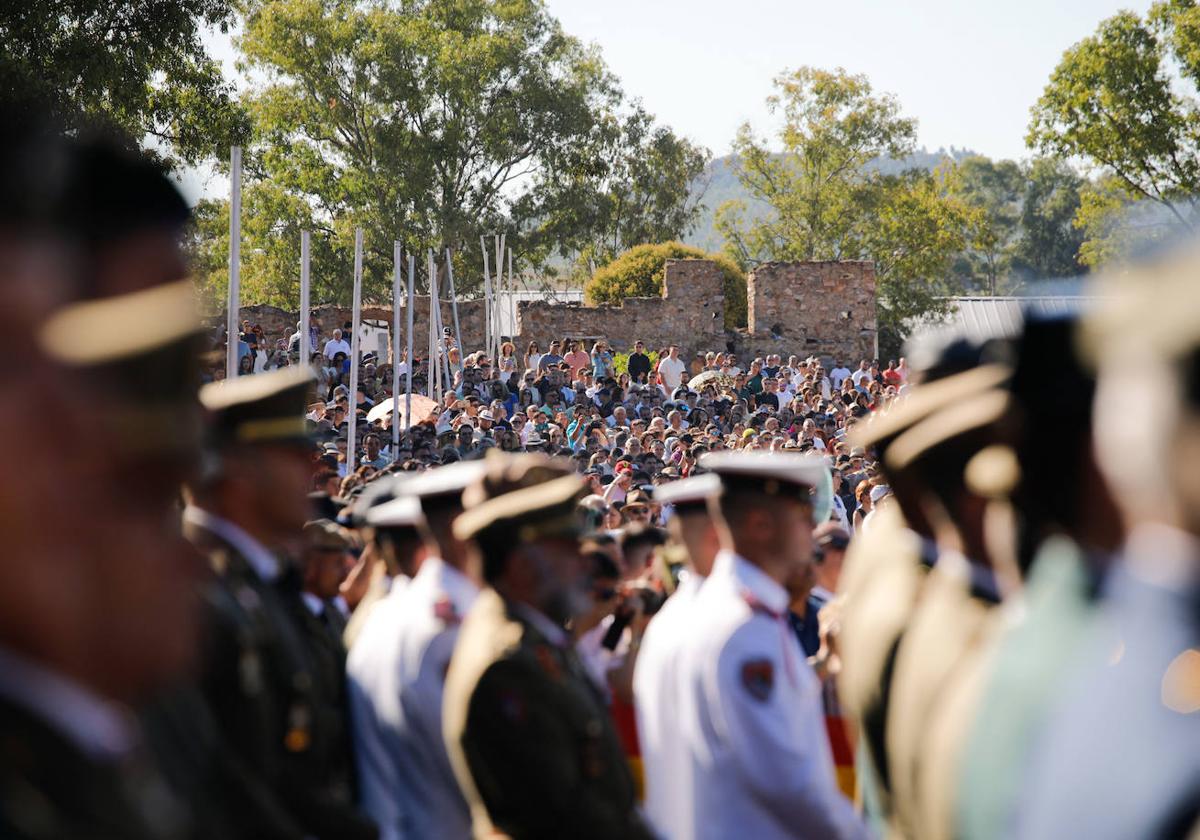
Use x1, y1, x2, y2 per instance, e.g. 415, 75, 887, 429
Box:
634, 570, 706, 837
677, 550, 867, 840
347, 557, 479, 840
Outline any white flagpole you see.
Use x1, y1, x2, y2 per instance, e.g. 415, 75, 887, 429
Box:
405, 252, 415, 433
480, 235, 493, 358
493, 233, 503, 357
497, 233, 507, 346
391, 240, 403, 458
445, 248, 464, 374
299, 229, 311, 367
347, 227, 364, 477
428, 249, 440, 404
508, 247, 517, 344
435, 256, 454, 389
225, 146, 242, 378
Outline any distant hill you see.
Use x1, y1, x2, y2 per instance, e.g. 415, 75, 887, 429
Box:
683, 147, 980, 252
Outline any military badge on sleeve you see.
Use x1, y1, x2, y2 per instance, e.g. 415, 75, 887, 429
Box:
434, 596, 460, 625
741, 659, 775, 702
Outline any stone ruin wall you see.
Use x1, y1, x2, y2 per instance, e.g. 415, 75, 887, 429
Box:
741, 260, 877, 365
218, 258, 877, 367
516, 258, 877, 365
515, 259, 726, 358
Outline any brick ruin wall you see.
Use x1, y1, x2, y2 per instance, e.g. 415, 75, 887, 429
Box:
515, 259, 726, 357
517, 259, 877, 365
742, 261, 877, 365
218, 259, 877, 367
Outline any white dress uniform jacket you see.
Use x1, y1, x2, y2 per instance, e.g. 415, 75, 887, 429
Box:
678, 551, 867, 840
347, 557, 480, 840
634, 570, 705, 837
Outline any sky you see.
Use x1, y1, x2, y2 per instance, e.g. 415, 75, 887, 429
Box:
188, 0, 1147, 201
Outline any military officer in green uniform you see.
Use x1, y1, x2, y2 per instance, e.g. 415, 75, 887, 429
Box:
185, 368, 378, 840
443, 452, 655, 840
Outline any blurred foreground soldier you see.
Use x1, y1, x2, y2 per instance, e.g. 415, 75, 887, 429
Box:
444, 453, 653, 839
837, 361, 1008, 836
347, 462, 486, 840
186, 367, 377, 840
955, 316, 1122, 840
634, 473, 723, 835
880, 385, 1016, 840
341, 477, 410, 649
675, 452, 866, 840
345, 495, 427, 839
1016, 246, 1200, 838
0, 275, 207, 839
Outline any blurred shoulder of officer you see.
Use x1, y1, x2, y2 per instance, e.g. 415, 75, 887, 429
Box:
1016, 244, 1200, 840
634, 472, 722, 836
346, 461, 486, 840
677, 451, 868, 840
881, 378, 1017, 840
185, 367, 377, 840
443, 452, 654, 840
836, 357, 1009, 835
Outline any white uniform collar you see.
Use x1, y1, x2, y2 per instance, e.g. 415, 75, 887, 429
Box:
0, 647, 135, 761
512, 602, 570, 647
415, 556, 481, 616
718, 548, 790, 616
301, 591, 325, 616
184, 505, 281, 583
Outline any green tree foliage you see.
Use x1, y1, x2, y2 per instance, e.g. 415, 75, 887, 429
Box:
716, 67, 971, 342
192, 0, 706, 310
948, 157, 1024, 295
944, 156, 1086, 292
1028, 1, 1200, 264
1010, 157, 1087, 282
0, 0, 248, 165
584, 242, 747, 329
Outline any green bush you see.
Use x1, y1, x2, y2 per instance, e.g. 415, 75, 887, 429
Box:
584, 242, 747, 329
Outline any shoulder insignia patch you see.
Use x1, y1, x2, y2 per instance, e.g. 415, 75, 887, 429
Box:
741, 659, 775, 702
433, 595, 460, 624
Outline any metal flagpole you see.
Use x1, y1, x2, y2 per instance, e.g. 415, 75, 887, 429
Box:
445, 248, 464, 374
436, 254, 453, 388
497, 233, 507, 346
480, 236, 493, 359
347, 227, 364, 477
405, 252, 415, 433
508, 247, 517, 344
493, 234, 503, 357
428, 249, 440, 404
225, 146, 242, 378
391, 241, 403, 459
299, 229, 311, 367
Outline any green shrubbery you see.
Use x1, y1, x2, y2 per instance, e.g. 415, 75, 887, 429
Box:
584, 242, 747, 330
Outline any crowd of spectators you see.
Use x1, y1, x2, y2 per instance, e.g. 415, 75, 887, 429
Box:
216, 320, 910, 526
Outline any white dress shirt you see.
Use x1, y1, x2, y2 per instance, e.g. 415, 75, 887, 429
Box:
347, 558, 478, 840
634, 569, 706, 837
675, 551, 867, 840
